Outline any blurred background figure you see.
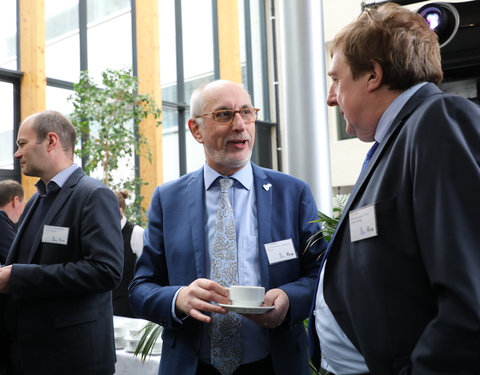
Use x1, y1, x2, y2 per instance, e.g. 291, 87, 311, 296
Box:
0, 180, 25, 265
113, 190, 144, 318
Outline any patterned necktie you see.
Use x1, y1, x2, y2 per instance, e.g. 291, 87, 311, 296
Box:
210, 178, 242, 375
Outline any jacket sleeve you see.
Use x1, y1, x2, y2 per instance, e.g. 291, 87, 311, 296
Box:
406, 96, 480, 374
129, 186, 181, 328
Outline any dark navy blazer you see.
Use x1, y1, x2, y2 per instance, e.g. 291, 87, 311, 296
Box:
1, 168, 123, 375
309, 83, 480, 375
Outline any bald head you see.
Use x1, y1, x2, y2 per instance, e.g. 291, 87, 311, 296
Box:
189, 80, 252, 126
25, 110, 77, 157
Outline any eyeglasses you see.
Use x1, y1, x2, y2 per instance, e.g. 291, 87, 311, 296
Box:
194, 108, 260, 124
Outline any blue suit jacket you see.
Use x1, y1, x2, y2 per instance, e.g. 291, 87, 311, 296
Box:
129, 162, 325, 375
308, 83, 480, 374
0, 168, 123, 375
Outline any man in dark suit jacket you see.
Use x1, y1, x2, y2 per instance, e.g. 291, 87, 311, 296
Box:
129, 80, 325, 375
0, 180, 25, 264
308, 3, 480, 375
0, 110, 123, 375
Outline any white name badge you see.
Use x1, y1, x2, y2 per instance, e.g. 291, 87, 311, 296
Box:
349, 204, 378, 242
264, 238, 297, 265
42, 225, 70, 245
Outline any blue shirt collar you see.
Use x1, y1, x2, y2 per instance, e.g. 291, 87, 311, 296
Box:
375, 82, 428, 143
204, 162, 253, 191
35, 163, 80, 196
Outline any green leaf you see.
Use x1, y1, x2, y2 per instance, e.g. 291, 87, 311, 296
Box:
68, 67, 161, 226
134, 321, 163, 362
305, 194, 350, 252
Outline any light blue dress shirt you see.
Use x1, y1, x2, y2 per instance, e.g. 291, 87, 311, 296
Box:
172, 163, 270, 364
315, 82, 428, 374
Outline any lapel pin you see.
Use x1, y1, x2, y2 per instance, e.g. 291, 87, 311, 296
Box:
262, 183, 272, 191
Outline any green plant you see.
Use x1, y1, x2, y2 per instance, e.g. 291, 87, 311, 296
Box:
69, 67, 161, 226
134, 321, 163, 362
306, 194, 350, 256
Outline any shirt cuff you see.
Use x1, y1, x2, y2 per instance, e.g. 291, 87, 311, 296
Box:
171, 286, 188, 323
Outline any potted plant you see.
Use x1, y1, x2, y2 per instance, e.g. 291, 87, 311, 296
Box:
68, 67, 161, 225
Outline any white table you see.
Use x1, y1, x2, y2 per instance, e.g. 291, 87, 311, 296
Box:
115, 349, 160, 375
113, 316, 161, 375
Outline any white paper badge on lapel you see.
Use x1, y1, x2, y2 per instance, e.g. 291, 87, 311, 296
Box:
349, 204, 378, 242
42, 225, 70, 245
264, 238, 297, 264
262, 183, 272, 191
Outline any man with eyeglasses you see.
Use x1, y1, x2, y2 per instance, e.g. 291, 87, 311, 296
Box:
129, 79, 325, 375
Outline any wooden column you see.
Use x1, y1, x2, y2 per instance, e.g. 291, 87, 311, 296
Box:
135, 0, 163, 210
217, 0, 242, 83
19, 0, 46, 198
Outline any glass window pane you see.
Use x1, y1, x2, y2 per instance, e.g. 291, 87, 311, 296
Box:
182, 0, 215, 105
0, 81, 14, 170
87, 0, 130, 23
249, 0, 266, 120
239, 0, 270, 122
0, 1, 17, 69
46, 85, 82, 166
162, 106, 180, 182
45, 0, 80, 81
87, 0, 132, 82
159, 0, 177, 103
239, 0, 247, 86
186, 120, 205, 173
46, 85, 75, 116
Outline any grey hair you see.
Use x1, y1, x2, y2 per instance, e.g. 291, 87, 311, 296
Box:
189, 85, 206, 127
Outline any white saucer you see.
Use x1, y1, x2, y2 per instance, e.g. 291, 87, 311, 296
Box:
218, 304, 275, 314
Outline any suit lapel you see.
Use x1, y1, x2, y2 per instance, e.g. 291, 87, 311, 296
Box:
252, 164, 272, 287
187, 168, 208, 278
26, 168, 84, 263
331, 83, 443, 246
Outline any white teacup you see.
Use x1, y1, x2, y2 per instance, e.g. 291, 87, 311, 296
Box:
114, 325, 128, 338
228, 286, 265, 307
